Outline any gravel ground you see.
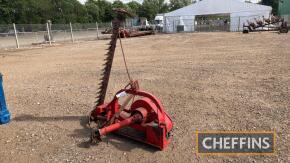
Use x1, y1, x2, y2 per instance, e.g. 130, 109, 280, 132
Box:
0, 32, 289, 163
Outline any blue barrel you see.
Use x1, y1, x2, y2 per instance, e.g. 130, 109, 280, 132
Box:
0, 73, 11, 124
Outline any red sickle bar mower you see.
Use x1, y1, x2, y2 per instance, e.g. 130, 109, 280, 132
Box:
88, 8, 173, 150
89, 81, 173, 150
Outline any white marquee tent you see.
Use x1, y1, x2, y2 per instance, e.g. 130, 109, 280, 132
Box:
164, 0, 272, 32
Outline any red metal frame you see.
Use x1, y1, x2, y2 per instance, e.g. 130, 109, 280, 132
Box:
90, 87, 173, 150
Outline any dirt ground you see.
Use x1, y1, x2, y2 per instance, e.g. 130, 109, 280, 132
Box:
0, 32, 289, 163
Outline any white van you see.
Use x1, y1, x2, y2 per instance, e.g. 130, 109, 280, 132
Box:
154, 14, 164, 30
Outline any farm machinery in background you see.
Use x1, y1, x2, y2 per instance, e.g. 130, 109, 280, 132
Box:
89, 9, 173, 150
243, 15, 288, 34
102, 27, 155, 38
0, 73, 11, 125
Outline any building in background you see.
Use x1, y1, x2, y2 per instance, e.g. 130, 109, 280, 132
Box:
163, 0, 272, 33
279, 0, 290, 23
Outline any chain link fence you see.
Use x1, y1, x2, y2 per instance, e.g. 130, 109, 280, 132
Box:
0, 24, 16, 49
0, 22, 112, 50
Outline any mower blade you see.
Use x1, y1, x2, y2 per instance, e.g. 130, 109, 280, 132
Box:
95, 10, 129, 106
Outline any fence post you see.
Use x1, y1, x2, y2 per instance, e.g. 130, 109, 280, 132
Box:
268, 13, 271, 31
193, 18, 195, 32
46, 23, 52, 45
163, 17, 166, 33
238, 17, 241, 32
96, 22, 99, 39
173, 20, 175, 32
69, 22, 75, 43
13, 23, 19, 49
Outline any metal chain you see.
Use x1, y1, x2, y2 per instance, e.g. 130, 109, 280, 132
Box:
118, 31, 132, 82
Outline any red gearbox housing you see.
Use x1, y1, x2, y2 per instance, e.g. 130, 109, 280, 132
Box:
89, 82, 173, 150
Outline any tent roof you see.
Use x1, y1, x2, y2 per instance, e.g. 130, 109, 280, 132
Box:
165, 0, 272, 17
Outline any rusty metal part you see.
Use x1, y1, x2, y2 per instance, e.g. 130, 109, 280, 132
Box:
95, 19, 120, 106
113, 8, 134, 17
96, 9, 133, 106
129, 30, 155, 37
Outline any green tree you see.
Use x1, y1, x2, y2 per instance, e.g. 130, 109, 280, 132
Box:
85, 0, 101, 22
1, 0, 178, 24
169, 0, 192, 11
262, 0, 279, 15
50, 0, 89, 23
0, 0, 90, 24
0, 0, 19, 23
140, 0, 169, 20
112, 0, 127, 9
85, 0, 114, 23
13, 0, 52, 23
127, 1, 142, 16
95, 0, 113, 22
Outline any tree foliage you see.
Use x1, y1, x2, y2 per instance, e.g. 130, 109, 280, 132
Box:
169, 0, 192, 11
261, 0, 278, 15
139, 0, 169, 20
127, 1, 142, 16
0, 0, 89, 23
0, 0, 192, 24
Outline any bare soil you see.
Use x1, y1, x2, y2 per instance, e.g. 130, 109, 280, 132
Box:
0, 32, 289, 163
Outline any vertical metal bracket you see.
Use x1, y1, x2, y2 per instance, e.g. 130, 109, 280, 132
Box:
0, 73, 11, 125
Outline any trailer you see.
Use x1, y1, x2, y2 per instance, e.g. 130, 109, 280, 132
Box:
243, 16, 288, 34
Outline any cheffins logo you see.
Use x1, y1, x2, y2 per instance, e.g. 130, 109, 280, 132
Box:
196, 131, 275, 155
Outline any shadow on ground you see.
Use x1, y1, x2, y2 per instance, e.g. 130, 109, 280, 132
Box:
13, 114, 157, 153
